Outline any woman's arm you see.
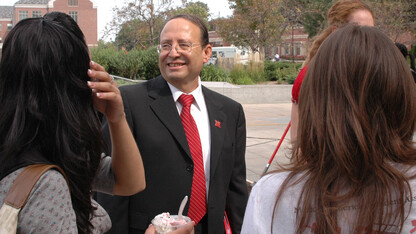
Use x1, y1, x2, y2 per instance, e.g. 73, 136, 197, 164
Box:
87, 61, 145, 196
290, 103, 299, 145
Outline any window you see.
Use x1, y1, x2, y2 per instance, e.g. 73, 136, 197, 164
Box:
7, 24, 12, 30
283, 44, 290, 55
0, 37, 2, 43
69, 11, 78, 23
18, 11, 28, 21
295, 44, 301, 56
32, 11, 42, 18
0, 24, 2, 31
68, 0, 78, 6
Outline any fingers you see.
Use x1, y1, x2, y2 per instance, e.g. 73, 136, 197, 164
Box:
88, 61, 114, 84
169, 221, 195, 234
90, 60, 105, 72
87, 80, 119, 98
144, 224, 156, 234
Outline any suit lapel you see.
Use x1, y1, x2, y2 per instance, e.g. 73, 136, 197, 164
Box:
148, 76, 192, 160
202, 86, 226, 178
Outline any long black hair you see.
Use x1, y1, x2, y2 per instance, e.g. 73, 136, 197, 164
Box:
0, 16, 104, 233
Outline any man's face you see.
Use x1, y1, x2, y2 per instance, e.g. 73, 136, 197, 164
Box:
158, 18, 212, 93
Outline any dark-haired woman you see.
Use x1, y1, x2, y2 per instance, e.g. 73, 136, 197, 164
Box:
242, 25, 416, 233
0, 16, 145, 233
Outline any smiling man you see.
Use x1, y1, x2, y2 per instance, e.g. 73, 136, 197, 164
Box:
97, 14, 248, 234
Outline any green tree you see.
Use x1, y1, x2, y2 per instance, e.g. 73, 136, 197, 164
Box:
369, 0, 416, 43
104, 0, 174, 49
105, 0, 212, 50
218, 0, 287, 58
280, 0, 332, 38
167, 1, 210, 23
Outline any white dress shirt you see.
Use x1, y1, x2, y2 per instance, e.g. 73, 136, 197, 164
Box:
167, 78, 211, 197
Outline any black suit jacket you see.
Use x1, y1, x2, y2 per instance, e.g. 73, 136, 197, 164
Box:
97, 76, 248, 234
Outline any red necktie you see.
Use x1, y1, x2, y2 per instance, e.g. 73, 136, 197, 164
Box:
178, 94, 207, 224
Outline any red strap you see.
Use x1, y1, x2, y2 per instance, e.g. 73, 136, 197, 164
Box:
224, 211, 232, 234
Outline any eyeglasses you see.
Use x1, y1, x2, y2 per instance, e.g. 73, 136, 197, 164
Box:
157, 42, 201, 54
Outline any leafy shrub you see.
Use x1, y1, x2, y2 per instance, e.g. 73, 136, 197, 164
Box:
201, 65, 229, 82
244, 61, 266, 83
91, 42, 299, 85
136, 47, 160, 80
91, 42, 160, 80
90, 42, 119, 75
264, 61, 301, 83
229, 64, 254, 85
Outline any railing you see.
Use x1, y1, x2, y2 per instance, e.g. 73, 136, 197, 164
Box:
110, 75, 145, 83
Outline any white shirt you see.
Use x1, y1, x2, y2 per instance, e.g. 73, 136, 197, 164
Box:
242, 164, 416, 233
167, 78, 211, 197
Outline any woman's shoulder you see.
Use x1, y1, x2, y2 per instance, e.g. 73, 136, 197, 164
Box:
256, 171, 292, 186
0, 167, 77, 233
252, 171, 299, 196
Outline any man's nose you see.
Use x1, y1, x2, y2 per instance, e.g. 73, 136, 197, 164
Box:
168, 45, 180, 56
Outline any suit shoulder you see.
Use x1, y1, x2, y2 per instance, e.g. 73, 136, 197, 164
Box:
119, 82, 147, 93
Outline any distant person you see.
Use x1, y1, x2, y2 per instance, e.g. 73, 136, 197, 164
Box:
395, 42, 416, 82
0, 15, 146, 233
290, 0, 374, 144
274, 53, 280, 62
242, 24, 416, 234
97, 14, 248, 234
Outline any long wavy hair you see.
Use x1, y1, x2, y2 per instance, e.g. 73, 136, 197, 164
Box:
0, 17, 104, 233
273, 25, 416, 233
304, 0, 374, 65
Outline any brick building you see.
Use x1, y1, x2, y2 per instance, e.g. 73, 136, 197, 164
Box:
277, 26, 309, 60
0, 0, 97, 47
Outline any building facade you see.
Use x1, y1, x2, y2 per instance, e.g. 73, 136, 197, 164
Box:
0, 0, 97, 47
275, 25, 309, 61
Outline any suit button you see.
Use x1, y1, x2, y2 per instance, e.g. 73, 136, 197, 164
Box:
186, 165, 193, 172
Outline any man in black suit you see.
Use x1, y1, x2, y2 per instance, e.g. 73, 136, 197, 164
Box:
97, 14, 248, 234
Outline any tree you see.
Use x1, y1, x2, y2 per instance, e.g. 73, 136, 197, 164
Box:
296, 0, 333, 37
218, 0, 287, 58
369, 0, 416, 43
104, 0, 211, 50
103, 0, 174, 50
167, 1, 210, 22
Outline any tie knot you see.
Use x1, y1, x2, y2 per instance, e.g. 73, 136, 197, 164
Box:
178, 94, 194, 108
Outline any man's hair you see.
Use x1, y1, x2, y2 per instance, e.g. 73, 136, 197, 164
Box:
162, 14, 209, 46
0, 16, 104, 233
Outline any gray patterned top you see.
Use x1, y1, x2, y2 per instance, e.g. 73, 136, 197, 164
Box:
0, 156, 115, 233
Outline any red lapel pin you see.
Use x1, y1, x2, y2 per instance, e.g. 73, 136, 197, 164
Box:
215, 120, 221, 128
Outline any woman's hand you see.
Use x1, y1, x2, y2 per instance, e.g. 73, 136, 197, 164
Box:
87, 61, 124, 124
87, 61, 146, 195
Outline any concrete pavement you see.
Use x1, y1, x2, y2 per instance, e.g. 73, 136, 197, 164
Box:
242, 103, 292, 184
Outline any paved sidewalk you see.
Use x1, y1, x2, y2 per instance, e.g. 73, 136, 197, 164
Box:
242, 103, 292, 183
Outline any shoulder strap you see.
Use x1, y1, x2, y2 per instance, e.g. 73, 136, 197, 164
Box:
4, 164, 67, 209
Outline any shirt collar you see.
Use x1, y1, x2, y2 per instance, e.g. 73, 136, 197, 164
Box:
167, 77, 203, 111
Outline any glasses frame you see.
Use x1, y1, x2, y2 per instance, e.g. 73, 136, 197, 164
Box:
157, 42, 201, 54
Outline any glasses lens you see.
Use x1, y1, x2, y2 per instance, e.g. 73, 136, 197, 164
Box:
158, 44, 172, 53
178, 43, 192, 53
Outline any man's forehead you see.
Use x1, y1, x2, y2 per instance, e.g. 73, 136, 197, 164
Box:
160, 19, 201, 41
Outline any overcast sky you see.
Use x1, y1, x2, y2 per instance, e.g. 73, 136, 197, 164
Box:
1, 0, 233, 41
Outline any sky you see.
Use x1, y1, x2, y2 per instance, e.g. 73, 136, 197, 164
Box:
1, 0, 233, 41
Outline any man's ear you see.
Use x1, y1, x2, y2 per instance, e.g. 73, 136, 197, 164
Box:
202, 44, 213, 63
